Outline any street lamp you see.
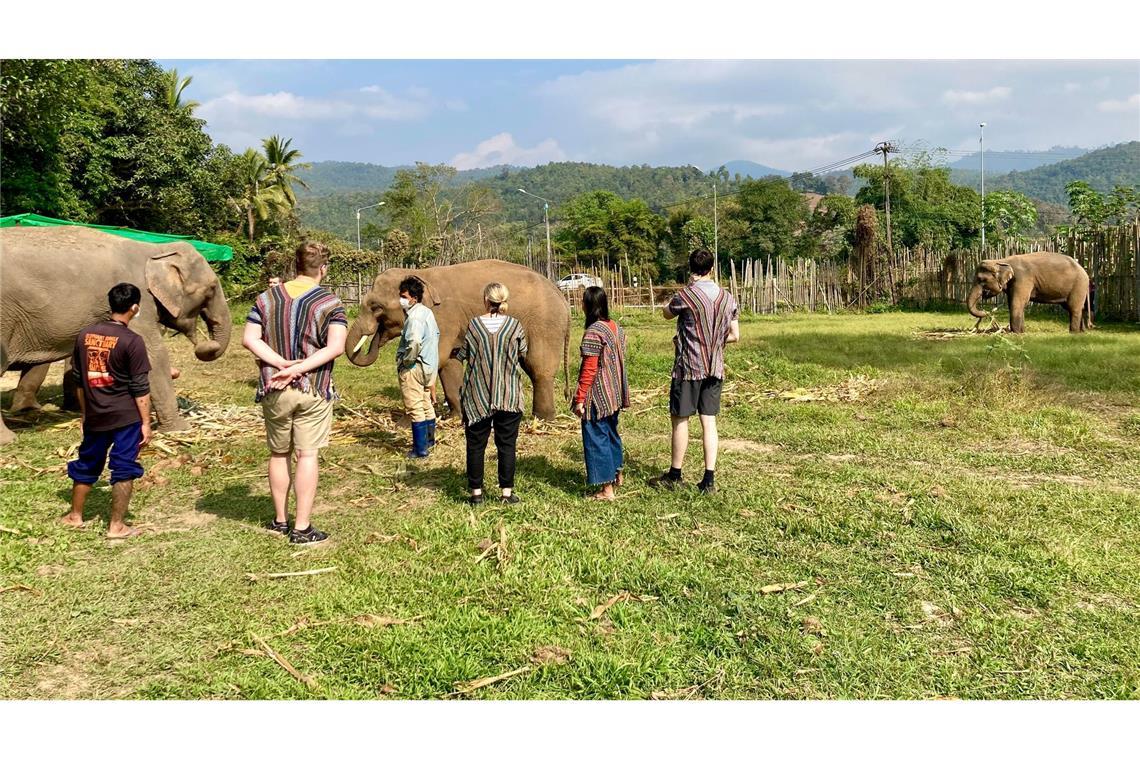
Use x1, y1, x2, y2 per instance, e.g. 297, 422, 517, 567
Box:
979, 123, 986, 253
518, 188, 553, 279
356, 201, 385, 251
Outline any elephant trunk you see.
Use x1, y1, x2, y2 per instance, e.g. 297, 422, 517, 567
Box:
966, 283, 988, 318
346, 316, 381, 367
195, 282, 232, 361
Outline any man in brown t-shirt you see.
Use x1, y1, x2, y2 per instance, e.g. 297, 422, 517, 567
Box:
62, 283, 152, 538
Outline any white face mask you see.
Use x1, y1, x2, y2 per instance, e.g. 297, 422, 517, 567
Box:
399, 297, 412, 311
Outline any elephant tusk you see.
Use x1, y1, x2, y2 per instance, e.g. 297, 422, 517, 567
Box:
353, 335, 370, 354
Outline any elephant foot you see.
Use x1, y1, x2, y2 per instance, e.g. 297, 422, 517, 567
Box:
9, 395, 42, 414
155, 415, 191, 432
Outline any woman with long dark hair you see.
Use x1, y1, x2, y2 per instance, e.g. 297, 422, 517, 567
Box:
572, 286, 630, 500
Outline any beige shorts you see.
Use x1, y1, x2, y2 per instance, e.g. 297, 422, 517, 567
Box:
261, 387, 334, 453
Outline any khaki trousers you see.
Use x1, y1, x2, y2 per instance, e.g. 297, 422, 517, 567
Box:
399, 364, 437, 423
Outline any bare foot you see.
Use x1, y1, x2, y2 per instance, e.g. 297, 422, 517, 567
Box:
60, 513, 85, 528
106, 525, 143, 540
591, 485, 616, 501
615, 471, 624, 489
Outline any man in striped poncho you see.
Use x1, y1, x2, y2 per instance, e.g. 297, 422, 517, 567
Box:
243, 242, 348, 544
649, 249, 740, 495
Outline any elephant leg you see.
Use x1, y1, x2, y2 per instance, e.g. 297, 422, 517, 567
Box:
437, 360, 463, 418
62, 358, 81, 411
521, 354, 556, 420
1008, 289, 1030, 333
10, 363, 51, 413
136, 329, 188, 431
0, 414, 13, 446
1066, 293, 1085, 333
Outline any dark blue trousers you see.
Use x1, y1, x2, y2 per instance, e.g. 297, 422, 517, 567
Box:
67, 422, 145, 485
582, 412, 623, 486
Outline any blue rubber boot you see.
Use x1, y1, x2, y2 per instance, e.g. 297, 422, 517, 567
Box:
426, 419, 437, 448
407, 420, 430, 459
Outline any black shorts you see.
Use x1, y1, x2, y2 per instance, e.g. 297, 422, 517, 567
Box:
669, 377, 723, 417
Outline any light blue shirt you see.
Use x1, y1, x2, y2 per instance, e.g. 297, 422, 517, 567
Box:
397, 302, 440, 375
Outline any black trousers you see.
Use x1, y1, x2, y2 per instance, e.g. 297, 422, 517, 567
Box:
464, 410, 522, 490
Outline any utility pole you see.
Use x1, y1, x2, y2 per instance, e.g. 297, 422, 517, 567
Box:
518, 188, 554, 279
874, 141, 899, 257
712, 181, 719, 282
979, 122, 987, 253
355, 201, 385, 251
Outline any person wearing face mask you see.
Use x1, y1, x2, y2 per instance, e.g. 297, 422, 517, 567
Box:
62, 283, 153, 539
396, 276, 440, 458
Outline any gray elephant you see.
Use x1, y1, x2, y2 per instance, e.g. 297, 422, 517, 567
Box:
1, 226, 231, 444
966, 252, 1091, 333
345, 260, 570, 420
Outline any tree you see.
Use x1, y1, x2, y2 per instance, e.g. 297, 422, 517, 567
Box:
555, 190, 664, 277
724, 178, 811, 262
228, 149, 289, 242
804, 194, 858, 260
983, 190, 1038, 245
161, 68, 199, 114
1065, 180, 1109, 233
262, 134, 311, 207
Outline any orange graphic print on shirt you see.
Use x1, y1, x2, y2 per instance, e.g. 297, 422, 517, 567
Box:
84, 333, 120, 388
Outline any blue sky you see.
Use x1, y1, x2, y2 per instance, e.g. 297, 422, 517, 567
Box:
163, 60, 1140, 172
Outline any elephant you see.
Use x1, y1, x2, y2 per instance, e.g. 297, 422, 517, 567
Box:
346, 260, 570, 420
966, 252, 1091, 333
7, 360, 79, 413
1, 226, 232, 445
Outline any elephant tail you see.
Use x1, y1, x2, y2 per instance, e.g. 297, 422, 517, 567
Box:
562, 322, 571, 402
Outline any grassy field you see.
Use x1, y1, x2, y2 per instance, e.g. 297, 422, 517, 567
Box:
2, 308, 1139, 699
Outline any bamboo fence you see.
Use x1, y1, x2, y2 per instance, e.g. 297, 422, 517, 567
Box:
327, 224, 1138, 322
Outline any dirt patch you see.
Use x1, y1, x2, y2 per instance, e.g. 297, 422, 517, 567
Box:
720, 439, 778, 454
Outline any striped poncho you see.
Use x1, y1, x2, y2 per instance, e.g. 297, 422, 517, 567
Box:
455, 315, 529, 424
577, 319, 630, 420
246, 282, 347, 402
666, 281, 739, 381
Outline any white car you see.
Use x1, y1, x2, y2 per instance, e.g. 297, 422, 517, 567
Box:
557, 272, 603, 292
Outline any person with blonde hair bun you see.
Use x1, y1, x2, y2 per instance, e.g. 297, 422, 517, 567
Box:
454, 282, 528, 504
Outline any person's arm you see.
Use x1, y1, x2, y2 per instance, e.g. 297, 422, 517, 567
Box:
726, 319, 741, 344
573, 355, 599, 417
663, 293, 683, 320
517, 323, 529, 361
242, 322, 294, 369
400, 315, 425, 370
268, 324, 348, 389
133, 394, 152, 447
72, 343, 86, 422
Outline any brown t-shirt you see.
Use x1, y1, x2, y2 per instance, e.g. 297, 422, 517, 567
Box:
72, 320, 152, 431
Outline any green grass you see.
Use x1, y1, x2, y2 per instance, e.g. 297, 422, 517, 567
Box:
2, 309, 1139, 699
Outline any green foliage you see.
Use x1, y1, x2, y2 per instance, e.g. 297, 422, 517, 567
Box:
855, 155, 981, 250
983, 190, 1038, 245
724, 178, 811, 262
804, 194, 858, 260
555, 190, 664, 277
1, 59, 240, 239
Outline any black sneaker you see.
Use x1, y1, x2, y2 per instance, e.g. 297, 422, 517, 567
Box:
289, 525, 329, 544
648, 471, 683, 490
500, 493, 520, 504
469, 493, 484, 505
697, 481, 717, 495
267, 519, 290, 536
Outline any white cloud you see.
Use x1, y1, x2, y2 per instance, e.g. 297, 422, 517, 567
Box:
450, 133, 566, 170
1097, 93, 1140, 113
941, 86, 1013, 105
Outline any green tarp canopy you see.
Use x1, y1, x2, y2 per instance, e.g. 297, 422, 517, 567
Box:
0, 213, 233, 262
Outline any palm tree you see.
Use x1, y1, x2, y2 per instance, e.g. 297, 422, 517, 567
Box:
228, 149, 289, 242
161, 68, 199, 114
262, 135, 311, 207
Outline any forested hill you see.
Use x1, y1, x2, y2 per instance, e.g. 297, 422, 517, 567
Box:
953, 142, 1139, 204
296, 162, 734, 240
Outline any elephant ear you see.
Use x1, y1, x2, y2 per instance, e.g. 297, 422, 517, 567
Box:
146, 250, 187, 319
996, 262, 1015, 287
415, 276, 443, 307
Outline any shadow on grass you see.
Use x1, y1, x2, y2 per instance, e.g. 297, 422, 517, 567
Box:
2, 384, 80, 436
195, 482, 267, 525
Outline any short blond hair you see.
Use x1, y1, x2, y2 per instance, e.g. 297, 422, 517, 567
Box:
483, 282, 509, 313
